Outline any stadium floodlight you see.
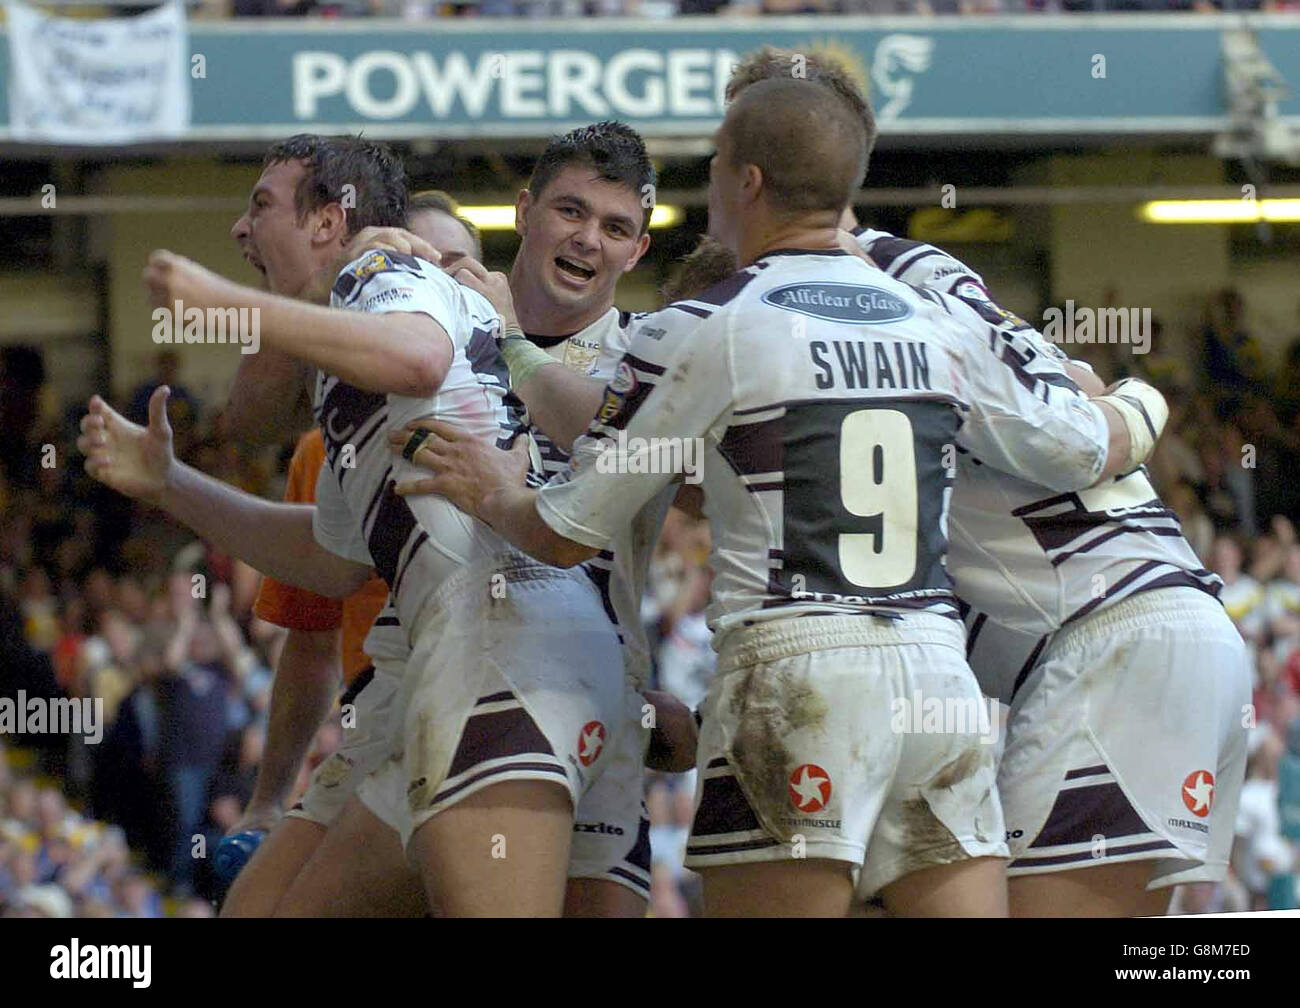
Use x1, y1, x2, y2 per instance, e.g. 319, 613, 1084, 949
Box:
1138, 199, 1300, 224
458, 204, 684, 231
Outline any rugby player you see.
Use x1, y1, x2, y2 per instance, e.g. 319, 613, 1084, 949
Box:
78, 135, 628, 917
729, 47, 1250, 917
398, 78, 1167, 916
272, 124, 673, 918
219, 190, 483, 918
221, 131, 681, 917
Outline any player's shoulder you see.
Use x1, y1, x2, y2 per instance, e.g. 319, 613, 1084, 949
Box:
855, 226, 985, 288
332, 249, 453, 308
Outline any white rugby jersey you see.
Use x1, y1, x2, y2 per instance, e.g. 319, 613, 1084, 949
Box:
856, 227, 1222, 672
535, 248, 1113, 639
311, 249, 520, 635
523, 307, 673, 687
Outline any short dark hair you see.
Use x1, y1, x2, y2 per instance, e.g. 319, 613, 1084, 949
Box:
527, 121, 656, 233
727, 46, 878, 183
408, 189, 482, 259
263, 134, 407, 237
662, 236, 738, 304
723, 78, 868, 219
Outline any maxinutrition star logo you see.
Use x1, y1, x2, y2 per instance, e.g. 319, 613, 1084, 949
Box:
789, 764, 832, 813
579, 721, 606, 767
1181, 770, 1215, 818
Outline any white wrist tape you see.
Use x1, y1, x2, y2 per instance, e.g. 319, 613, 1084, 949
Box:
1095, 377, 1169, 472
499, 329, 561, 388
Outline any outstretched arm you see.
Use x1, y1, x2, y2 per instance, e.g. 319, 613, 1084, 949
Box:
144, 250, 451, 398
79, 386, 372, 598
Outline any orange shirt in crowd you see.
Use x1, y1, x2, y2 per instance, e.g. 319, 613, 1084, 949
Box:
253, 429, 389, 685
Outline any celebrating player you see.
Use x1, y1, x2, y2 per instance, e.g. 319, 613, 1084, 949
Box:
217, 190, 483, 918
725, 46, 1250, 917
399, 78, 1165, 916
215, 130, 682, 917
78, 135, 628, 917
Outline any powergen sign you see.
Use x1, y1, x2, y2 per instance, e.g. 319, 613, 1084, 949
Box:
7, 16, 1299, 141
293, 48, 742, 123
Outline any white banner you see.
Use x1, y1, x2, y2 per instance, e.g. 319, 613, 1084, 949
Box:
6, 1, 190, 145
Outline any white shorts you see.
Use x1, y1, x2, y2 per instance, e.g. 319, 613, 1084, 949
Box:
287, 659, 403, 828
567, 685, 652, 898
357, 679, 652, 896
386, 551, 625, 848
1000, 588, 1251, 889
684, 614, 1007, 899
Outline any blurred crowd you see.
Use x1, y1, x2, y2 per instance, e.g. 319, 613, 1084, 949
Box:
3, 279, 1300, 917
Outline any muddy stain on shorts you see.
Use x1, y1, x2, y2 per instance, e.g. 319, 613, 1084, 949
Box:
891, 744, 992, 878
727, 664, 829, 842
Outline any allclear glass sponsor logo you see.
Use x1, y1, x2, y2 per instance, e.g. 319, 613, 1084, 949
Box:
889, 689, 1000, 746
1, 691, 104, 744
762, 283, 913, 324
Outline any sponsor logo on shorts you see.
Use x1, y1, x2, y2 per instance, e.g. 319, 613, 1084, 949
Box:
788, 764, 831, 813
574, 821, 625, 836
780, 817, 843, 829
578, 721, 606, 766
1181, 770, 1215, 818
1166, 817, 1210, 835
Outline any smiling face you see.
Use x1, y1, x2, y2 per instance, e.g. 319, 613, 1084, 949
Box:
230, 159, 343, 298
511, 163, 650, 331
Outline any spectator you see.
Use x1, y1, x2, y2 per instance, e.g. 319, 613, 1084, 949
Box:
1233, 727, 1295, 910
1212, 534, 1266, 645
1201, 288, 1266, 401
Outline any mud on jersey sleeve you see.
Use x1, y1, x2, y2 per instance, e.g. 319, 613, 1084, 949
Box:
536, 309, 726, 551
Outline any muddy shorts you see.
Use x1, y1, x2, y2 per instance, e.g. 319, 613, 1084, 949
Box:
684, 613, 1007, 899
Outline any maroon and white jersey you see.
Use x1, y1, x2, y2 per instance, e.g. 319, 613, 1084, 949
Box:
857, 227, 1221, 694
535, 247, 1113, 641
523, 307, 673, 687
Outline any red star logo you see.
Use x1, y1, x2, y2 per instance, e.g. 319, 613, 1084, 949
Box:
789, 764, 831, 813
578, 721, 606, 767
1181, 770, 1215, 818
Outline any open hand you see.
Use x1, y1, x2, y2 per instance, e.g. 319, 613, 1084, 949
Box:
78, 386, 176, 506
443, 256, 518, 329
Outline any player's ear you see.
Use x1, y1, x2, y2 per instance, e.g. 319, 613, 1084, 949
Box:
515, 189, 531, 238
314, 201, 348, 247
623, 231, 651, 274
741, 163, 764, 208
